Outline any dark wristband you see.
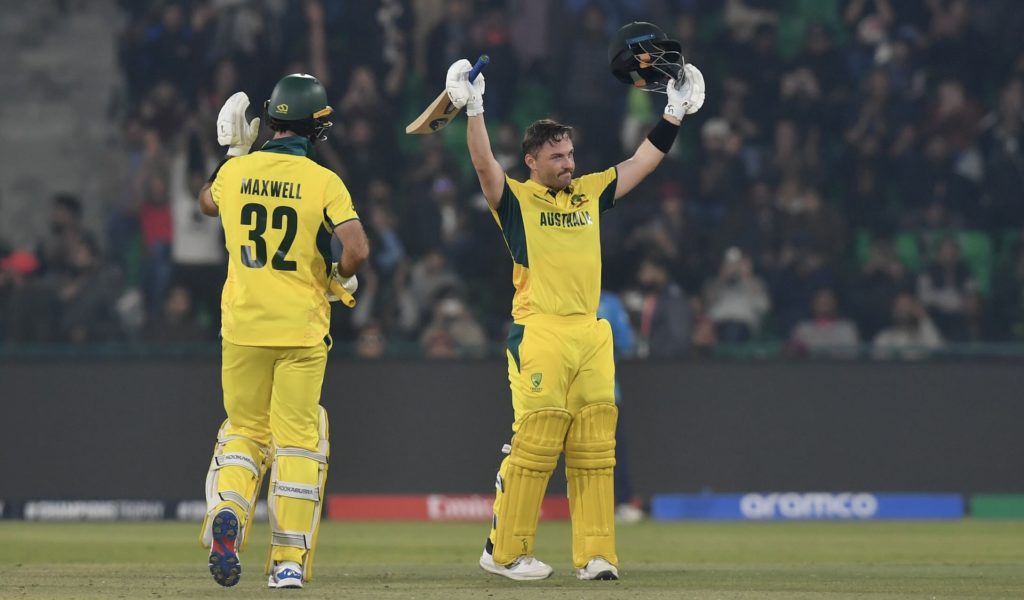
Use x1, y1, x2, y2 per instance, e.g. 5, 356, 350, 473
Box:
646, 118, 681, 154
207, 157, 231, 183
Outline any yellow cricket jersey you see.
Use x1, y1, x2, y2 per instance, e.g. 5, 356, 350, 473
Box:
490, 168, 617, 321
210, 136, 359, 347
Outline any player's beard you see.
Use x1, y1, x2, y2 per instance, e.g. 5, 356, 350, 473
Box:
549, 169, 573, 190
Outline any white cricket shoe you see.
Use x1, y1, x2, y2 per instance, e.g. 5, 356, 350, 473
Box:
267, 560, 304, 589
576, 557, 619, 580
615, 502, 645, 524
479, 549, 553, 581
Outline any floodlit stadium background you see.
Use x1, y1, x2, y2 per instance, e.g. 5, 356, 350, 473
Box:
2, 0, 1024, 527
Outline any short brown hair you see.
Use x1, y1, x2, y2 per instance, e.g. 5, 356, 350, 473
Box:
522, 119, 574, 156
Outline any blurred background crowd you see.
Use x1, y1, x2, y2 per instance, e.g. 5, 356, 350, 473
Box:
1, 0, 1024, 359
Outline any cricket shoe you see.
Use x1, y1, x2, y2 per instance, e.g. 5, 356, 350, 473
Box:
208, 508, 241, 587
479, 548, 553, 581
268, 561, 304, 589
615, 502, 645, 524
576, 557, 619, 580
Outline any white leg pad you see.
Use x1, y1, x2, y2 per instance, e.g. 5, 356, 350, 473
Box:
265, 407, 330, 580
200, 420, 271, 550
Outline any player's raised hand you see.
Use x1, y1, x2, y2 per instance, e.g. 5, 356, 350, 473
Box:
446, 59, 486, 116
664, 64, 706, 120
217, 92, 261, 157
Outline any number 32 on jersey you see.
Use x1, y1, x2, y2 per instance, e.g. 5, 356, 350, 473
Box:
239, 203, 297, 271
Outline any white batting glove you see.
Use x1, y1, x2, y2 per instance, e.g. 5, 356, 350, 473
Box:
217, 92, 261, 157
326, 262, 358, 302
445, 59, 485, 116
466, 70, 485, 116
664, 64, 706, 120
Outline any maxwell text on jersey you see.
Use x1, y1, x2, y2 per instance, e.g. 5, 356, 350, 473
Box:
240, 177, 303, 200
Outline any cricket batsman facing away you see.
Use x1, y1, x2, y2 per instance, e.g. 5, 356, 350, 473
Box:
196, 73, 369, 588
445, 22, 704, 581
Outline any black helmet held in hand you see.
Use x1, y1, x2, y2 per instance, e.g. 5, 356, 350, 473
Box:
608, 21, 685, 94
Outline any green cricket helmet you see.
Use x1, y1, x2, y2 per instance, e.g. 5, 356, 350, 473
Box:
264, 73, 334, 142
608, 21, 685, 93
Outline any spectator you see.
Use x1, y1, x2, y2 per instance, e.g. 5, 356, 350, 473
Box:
562, 2, 624, 171
777, 186, 847, 266
401, 174, 462, 259
789, 287, 861, 358
409, 248, 462, 323
634, 258, 691, 358
169, 138, 223, 336
843, 0, 895, 81
37, 194, 84, 277
727, 22, 783, 132
768, 119, 822, 189
842, 68, 912, 229
850, 235, 910, 339
364, 186, 408, 279
790, 21, 849, 129
56, 234, 122, 344
145, 284, 206, 343
687, 118, 746, 228
466, 7, 518, 121
355, 321, 388, 359
770, 183, 845, 333
902, 134, 978, 227
623, 182, 706, 291
979, 79, 1024, 226
139, 170, 174, 319
714, 178, 779, 273
704, 247, 771, 343
426, 0, 473, 85
873, 291, 944, 359
419, 288, 487, 358
916, 237, 978, 341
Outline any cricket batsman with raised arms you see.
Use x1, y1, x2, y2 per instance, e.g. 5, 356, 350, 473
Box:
196, 73, 369, 589
445, 22, 704, 581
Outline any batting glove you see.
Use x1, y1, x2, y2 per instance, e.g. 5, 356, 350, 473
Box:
326, 262, 358, 303
217, 92, 261, 157
446, 59, 486, 116
664, 64, 706, 120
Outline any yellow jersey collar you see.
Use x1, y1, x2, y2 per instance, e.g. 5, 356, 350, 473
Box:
524, 177, 573, 199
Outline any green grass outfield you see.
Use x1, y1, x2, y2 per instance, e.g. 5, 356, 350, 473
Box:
1, 520, 1022, 599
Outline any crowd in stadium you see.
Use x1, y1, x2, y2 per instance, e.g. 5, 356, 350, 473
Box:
1, 0, 1023, 359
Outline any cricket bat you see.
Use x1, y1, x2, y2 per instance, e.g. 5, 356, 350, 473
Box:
405, 55, 489, 135
327, 279, 356, 308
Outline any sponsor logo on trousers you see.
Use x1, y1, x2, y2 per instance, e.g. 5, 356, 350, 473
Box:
740, 493, 879, 520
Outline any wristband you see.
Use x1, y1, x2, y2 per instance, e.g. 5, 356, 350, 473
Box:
646, 118, 680, 154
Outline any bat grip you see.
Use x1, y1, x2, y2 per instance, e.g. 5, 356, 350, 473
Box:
469, 55, 490, 82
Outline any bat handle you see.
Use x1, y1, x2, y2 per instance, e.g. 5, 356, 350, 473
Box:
469, 55, 489, 82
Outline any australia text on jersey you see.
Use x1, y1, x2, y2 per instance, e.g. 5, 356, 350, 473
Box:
240, 177, 303, 200
538, 211, 593, 228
